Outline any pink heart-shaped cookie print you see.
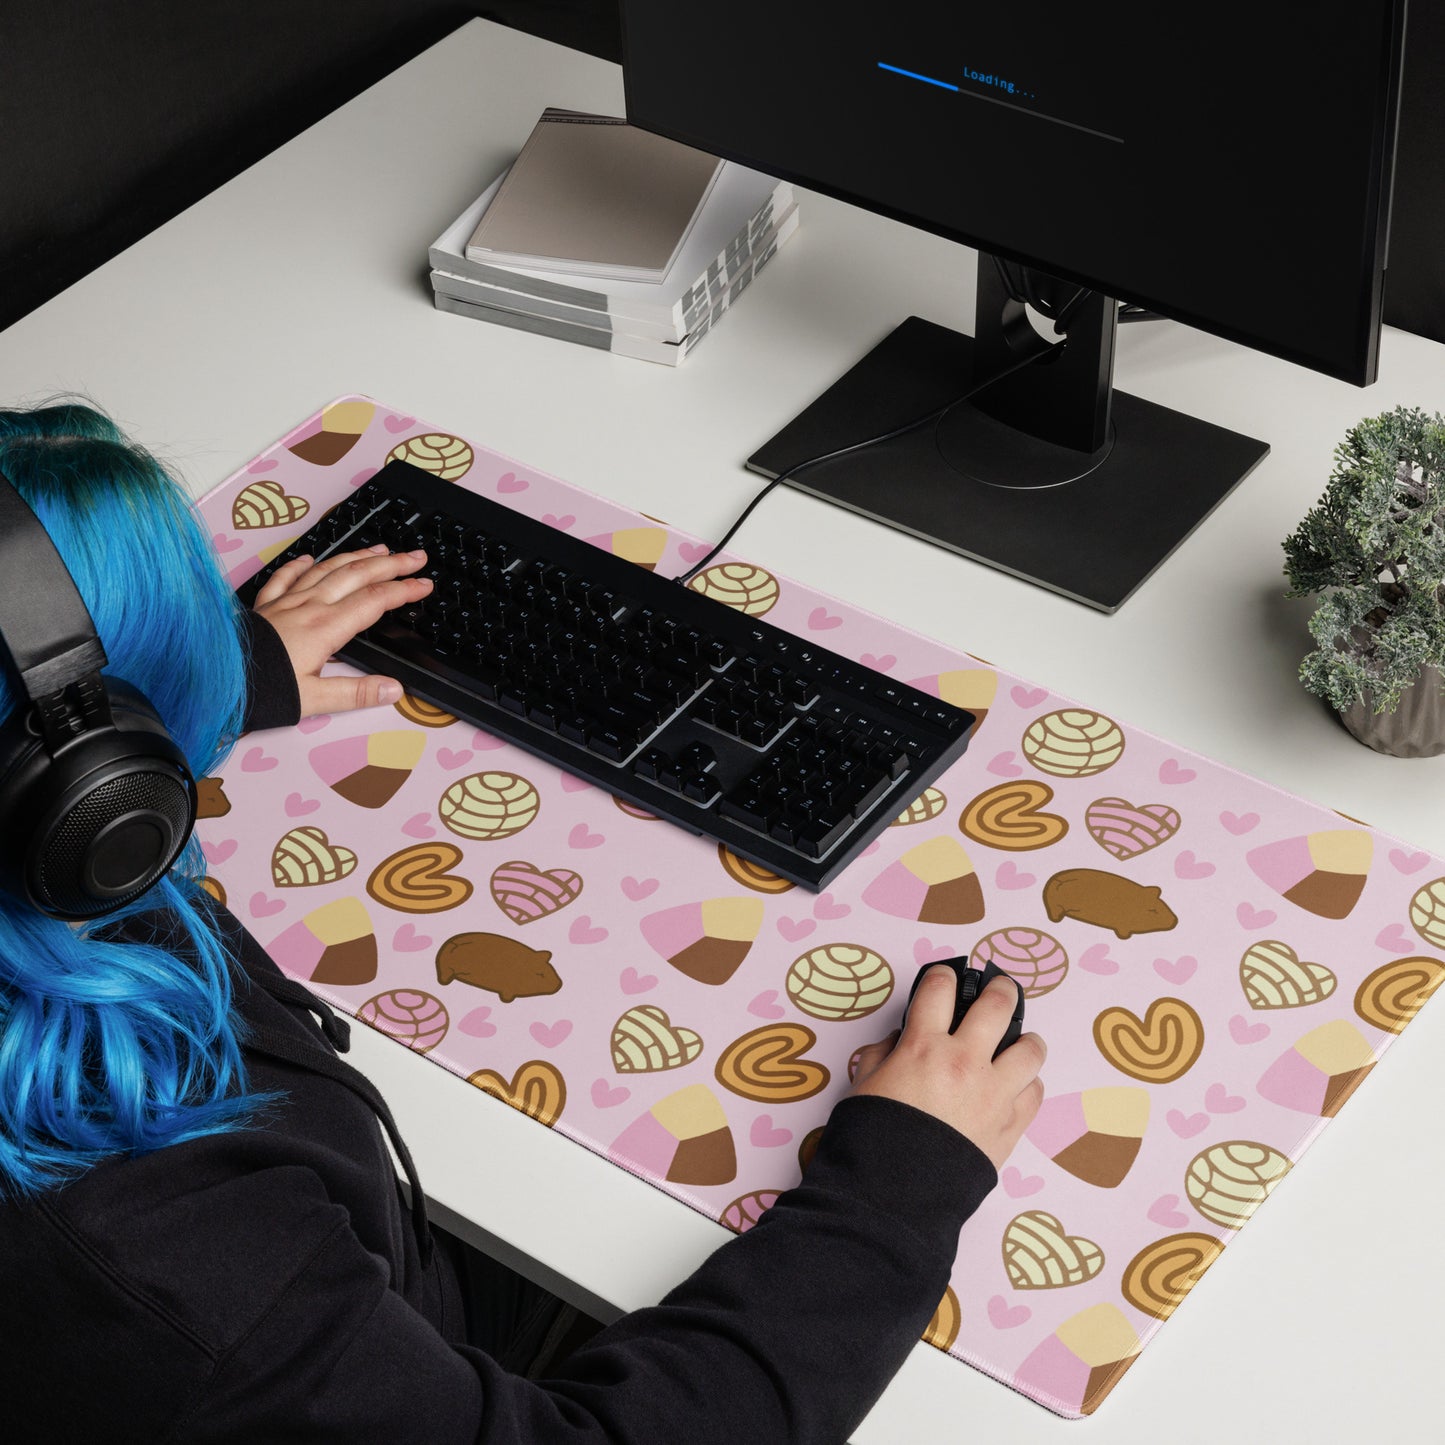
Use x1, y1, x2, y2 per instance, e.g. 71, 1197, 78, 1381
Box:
490, 861, 582, 924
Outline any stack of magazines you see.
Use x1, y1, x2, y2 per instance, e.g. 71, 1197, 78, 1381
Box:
429, 109, 799, 366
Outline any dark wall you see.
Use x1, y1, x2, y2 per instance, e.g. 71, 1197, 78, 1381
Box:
3, 2, 1440, 351
0, 3, 621, 334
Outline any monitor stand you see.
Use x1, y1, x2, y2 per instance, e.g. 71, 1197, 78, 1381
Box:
746, 253, 1270, 613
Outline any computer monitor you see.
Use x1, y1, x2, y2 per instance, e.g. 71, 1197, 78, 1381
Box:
620, 3, 1408, 611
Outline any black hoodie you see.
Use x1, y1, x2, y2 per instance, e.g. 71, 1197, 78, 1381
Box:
0, 612, 996, 1444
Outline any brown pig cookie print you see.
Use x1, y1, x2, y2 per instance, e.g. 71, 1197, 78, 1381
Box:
436, 932, 562, 1002
1043, 869, 1178, 939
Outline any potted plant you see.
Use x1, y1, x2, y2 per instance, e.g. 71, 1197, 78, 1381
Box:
1283, 405, 1445, 758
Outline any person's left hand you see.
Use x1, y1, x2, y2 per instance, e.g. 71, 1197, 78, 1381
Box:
252, 544, 434, 718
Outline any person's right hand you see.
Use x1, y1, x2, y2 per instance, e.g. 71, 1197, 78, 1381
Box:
847, 968, 1045, 1170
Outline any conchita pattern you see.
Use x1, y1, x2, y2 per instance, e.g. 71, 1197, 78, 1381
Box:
196, 397, 1445, 1417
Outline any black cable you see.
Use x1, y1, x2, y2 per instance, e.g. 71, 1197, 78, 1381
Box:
671, 340, 1053, 586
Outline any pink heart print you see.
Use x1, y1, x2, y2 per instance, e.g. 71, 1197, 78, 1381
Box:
460, 1008, 497, 1039
987, 1295, 1031, 1329
749, 1115, 793, 1148
529, 1020, 573, 1049
591, 1078, 630, 1108
620, 967, 658, 994
748, 990, 787, 1020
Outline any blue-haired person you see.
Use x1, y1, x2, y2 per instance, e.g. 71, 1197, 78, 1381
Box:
0, 403, 1043, 1444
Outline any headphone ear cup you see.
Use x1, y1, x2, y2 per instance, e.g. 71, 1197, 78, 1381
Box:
0, 678, 197, 921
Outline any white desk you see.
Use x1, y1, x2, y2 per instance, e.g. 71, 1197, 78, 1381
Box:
5, 19, 1444, 1441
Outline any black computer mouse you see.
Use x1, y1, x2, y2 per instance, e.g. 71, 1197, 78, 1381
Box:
904, 957, 1024, 1059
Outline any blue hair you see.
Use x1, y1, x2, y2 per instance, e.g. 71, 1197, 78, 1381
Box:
0, 402, 268, 1196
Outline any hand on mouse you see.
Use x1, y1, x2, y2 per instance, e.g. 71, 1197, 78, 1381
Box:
847, 966, 1046, 1170
252, 545, 434, 717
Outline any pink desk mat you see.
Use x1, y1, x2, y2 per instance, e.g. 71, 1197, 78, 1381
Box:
197, 397, 1445, 1417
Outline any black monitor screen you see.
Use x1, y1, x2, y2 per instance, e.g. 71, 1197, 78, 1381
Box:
621, 2, 1406, 385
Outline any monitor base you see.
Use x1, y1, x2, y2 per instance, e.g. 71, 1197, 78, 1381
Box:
747, 316, 1270, 613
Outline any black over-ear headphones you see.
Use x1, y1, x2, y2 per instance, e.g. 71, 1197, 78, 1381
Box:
0, 471, 197, 921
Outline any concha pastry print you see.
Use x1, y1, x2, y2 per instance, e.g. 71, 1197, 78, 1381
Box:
270, 826, 358, 887
1245, 829, 1373, 919
784, 943, 894, 1021
1022, 709, 1125, 778
971, 927, 1068, 998
1184, 1141, 1291, 1229
1409, 877, 1445, 949
686, 563, 780, 615
357, 989, 449, 1052
611, 1005, 704, 1073
439, 771, 541, 841
1238, 940, 1337, 1009
387, 431, 474, 478
1003, 1210, 1105, 1289
1083, 797, 1180, 860
231, 478, 310, 529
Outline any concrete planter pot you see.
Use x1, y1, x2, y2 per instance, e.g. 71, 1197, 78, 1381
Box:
1337, 662, 1445, 757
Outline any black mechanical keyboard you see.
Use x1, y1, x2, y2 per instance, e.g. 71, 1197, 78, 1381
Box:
237, 460, 977, 888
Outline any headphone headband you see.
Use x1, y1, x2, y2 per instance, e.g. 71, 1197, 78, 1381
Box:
0, 478, 109, 700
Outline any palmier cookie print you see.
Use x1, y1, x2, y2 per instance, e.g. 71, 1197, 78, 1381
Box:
922, 1288, 961, 1351
393, 692, 458, 728
1092, 998, 1204, 1083
1022, 709, 1125, 778
367, 843, 473, 912
717, 844, 796, 893
959, 780, 1068, 850
1120, 1233, 1224, 1320
468, 1060, 566, 1127
1355, 955, 1445, 1032
715, 1024, 830, 1103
